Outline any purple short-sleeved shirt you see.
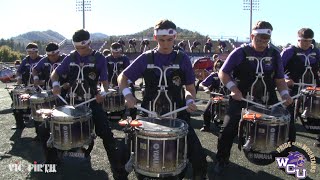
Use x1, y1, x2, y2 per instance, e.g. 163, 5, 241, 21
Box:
55, 51, 108, 81
123, 50, 195, 85
281, 46, 320, 68
33, 55, 64, 72
221, 45, 284, 79
17, 56, 42, 74
201, 72, 220, 89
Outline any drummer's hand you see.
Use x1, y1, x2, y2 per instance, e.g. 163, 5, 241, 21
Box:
125, 94, 137, 109
52, 85, 61, 95
230, 86, 243, 101
285, 79, 294, 87
62, 83, 70, 90
95, 93, 104, 103
281, 94, 293, 106
186, 100, 197, 113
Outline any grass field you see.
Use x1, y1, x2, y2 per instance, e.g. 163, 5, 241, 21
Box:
0, 82, 319, 180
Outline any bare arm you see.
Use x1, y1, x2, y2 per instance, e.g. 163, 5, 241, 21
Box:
184, 84, 197, 112
50, 69, 61, 95
185, 84, 196, 100
275, 78, 293, 106
218, 69, 243, 100
118, 72, 136, 108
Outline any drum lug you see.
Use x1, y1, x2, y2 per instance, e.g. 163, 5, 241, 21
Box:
125, 153, 134, 173
47, 134, 54, 148
243, 137, 252, 151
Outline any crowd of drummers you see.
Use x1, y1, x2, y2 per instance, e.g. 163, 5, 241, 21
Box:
4, 19, 320, 180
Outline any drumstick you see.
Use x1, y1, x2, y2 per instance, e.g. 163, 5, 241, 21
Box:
293, 83, 315, 87
210, 92, 224, 96
241, 98, 267, 109
134, 105, 158, 117
161, 100, 203, 117
74, 91, 112, 108
268, 94, 301, 109
57, 95, 68, 105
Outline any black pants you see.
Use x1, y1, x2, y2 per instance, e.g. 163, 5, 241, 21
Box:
202, 99, 213, 128
40, 101, 128, 180
216, 99, 245, 162
12, 109, 30, 128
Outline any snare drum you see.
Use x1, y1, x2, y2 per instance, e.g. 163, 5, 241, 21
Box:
133, 117, 188, 178
50, 105, 93, 151
211, 96, 229, 127
30, 91, 57, 122
238, 105, 290, 165
103, 89, 125, 112
12, 86, 35, 109
299, 86, 320, 133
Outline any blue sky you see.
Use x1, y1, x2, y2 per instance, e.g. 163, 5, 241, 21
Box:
1, 0, 319, 46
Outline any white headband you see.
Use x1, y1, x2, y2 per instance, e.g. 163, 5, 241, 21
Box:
252, 29, 272, 36
72, 39, 91, 46
26, 48, 38, 52
111, 48, 122, 52
154, 28, 177, 36
298, 37, 313, 41
46, 49, 60, 55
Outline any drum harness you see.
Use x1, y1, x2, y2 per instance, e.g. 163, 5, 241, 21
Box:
295, 52, 318, 118
108, 61, 123, 87
43, 62, 61, 90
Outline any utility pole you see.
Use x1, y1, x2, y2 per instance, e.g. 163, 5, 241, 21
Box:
243, 0, 259, 42
76, 0, 91, 29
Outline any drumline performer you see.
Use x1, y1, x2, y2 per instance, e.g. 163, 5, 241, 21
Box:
118, 19, 208, 179
106, 42, 136, 119
11, 43, 42, 130
31, 42, 68, 159
281, 28, 320, 146
51, 29, 128, 180
199, 59, 228, 132
215, 21, 293, 175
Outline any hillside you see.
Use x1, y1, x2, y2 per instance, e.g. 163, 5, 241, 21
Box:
12, 30, 66, 45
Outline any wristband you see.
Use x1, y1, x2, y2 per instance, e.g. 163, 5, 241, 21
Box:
225, 81, 236, 90
100, 91, 107, 96
280, 90, 289, 97
122, 87, 132, 96
33, 76, 39, 80
52, 81, 60, 87
186, 99, 194, 105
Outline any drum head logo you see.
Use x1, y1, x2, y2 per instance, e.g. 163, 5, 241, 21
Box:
88, 72, 96, 80
172, 76, 181, 86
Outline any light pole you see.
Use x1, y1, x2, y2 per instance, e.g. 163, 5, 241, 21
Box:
76, 0, 91, 29
243, 0, 259, 41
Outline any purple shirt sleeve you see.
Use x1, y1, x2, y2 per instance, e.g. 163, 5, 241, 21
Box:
220, 47, 244, 75
201, 72, 220, 88
123, 54, 147, 82
123, 56, 130, 68
17, 58, 27, 74
280, 47, 295, 68
33, 57, 47, 72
